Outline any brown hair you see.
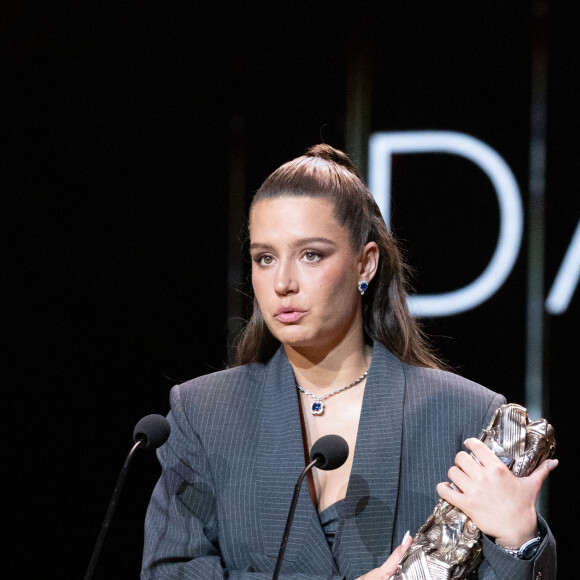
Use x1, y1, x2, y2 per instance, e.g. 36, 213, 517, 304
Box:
234, 144, 442, 369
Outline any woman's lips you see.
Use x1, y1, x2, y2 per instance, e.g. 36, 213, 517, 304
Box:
274, 307, 307, 323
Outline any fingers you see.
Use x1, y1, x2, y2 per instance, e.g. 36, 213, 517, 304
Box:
446, 439, 503, 489
388, 530, 413, 562
400, 530, 413, 551
454, 449, 480, 473
529, 458, 559, 486
377, 530, 413, 577
463, 438, 506, 467
437, 480, 461, 504
447, 464, 469, 492
464, 438, 558, 489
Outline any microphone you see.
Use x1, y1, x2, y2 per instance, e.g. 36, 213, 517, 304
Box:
310, 434, 349, 470
133, 414, 171, 449
272, 434, 349, 580
84, 414, 170, 580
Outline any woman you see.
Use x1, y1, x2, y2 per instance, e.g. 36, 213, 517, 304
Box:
142, 145, 556, 579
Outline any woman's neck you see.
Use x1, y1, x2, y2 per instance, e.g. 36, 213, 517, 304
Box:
284, 332, 372, 395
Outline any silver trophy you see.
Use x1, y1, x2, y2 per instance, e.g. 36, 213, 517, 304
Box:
391, 404, 556, 580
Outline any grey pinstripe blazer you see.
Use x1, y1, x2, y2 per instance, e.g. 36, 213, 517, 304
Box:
142, 342, 556, 579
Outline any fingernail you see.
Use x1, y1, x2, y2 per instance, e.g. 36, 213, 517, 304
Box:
463, 438, 470, 445
401, 530, 410, 545
548, 459, 559, 471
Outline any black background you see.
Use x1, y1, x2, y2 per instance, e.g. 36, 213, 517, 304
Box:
4, 2, 578, 577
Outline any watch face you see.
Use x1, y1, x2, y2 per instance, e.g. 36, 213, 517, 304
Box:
521, 539, 541, 559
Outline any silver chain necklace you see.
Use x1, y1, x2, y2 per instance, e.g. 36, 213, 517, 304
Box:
296, 370, 368, 415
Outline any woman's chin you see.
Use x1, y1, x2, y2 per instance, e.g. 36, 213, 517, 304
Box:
272, 327, 314, 349
277, 335, 312, 349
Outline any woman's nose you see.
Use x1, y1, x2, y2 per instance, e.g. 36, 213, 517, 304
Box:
275, 261, 299, 295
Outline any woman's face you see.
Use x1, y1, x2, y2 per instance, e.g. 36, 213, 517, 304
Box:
249, 196, 377, 353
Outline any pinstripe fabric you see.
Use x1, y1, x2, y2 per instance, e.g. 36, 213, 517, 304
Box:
141, 343, 556, 580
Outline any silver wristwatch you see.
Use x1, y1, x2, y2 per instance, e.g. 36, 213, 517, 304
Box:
497, 533, 541, 560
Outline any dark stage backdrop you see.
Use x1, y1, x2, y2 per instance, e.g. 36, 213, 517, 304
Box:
4, 2, 578, 578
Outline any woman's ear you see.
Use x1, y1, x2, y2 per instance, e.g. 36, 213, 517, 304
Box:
359, 241, 379, 283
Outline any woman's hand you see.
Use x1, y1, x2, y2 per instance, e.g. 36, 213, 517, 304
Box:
355, 531, 413, 579
437, 438, 558, 548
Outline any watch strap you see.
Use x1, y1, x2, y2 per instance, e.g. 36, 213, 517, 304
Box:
496, 532, 541, 560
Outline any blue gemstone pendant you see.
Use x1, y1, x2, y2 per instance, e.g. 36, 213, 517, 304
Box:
311, 401, 324, 415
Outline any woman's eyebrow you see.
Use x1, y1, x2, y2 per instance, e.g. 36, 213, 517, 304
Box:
249, 242, 273, 251
294, 237, 336, 246
250, 237, 336, 251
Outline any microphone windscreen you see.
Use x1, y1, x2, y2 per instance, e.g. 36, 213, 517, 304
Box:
309, 434, 349, 471
133, 414, 171, 449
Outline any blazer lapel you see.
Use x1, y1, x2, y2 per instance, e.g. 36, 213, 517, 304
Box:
255, 347, 338, 574
333, 342, 407, 578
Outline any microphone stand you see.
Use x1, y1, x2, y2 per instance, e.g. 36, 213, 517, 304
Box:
84, 440, 143, 580
272, 458, 318, 580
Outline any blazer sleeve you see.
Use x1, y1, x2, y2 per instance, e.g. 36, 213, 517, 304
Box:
476, 514, 556, 580
141, 385, 346, 580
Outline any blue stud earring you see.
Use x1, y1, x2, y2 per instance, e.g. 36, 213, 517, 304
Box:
357, 280, 369, 295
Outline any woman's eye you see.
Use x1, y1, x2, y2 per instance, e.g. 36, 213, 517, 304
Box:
256, 255, 274, 265
302, 251, 322, 263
